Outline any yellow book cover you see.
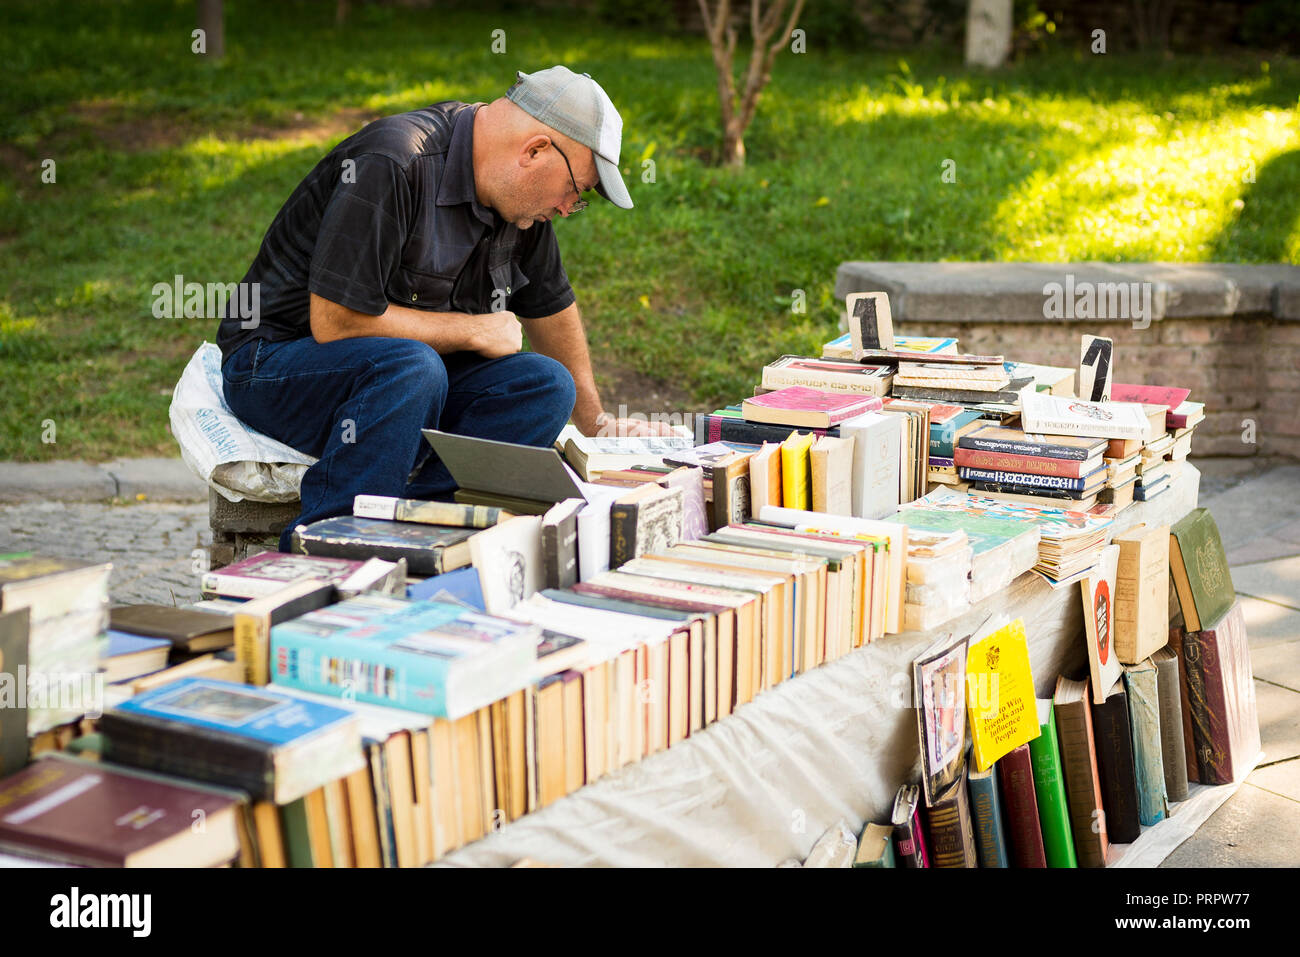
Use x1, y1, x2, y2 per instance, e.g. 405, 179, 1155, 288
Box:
780, 431, 815, 510
966, 618, 1040, 771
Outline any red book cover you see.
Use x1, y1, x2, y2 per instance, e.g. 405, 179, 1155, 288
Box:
1181, 601, 1260, 785
0, 755, 240, 867
953, 447, 1094, 479
1111, 383, 1191, 410
998, 744, 1047, 867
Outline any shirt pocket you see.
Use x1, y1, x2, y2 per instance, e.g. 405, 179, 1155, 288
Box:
391, 266, 456, 310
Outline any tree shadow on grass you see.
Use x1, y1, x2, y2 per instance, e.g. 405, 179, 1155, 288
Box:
1209, 148, 1300, 262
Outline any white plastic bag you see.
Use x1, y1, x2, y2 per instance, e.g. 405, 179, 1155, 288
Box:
169, 342, 316, 503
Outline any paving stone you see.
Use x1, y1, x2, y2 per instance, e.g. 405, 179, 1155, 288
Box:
1236, 596, 1300, 648
1247, 756, 1300, 803
1198, 466, 1300, 552
1250, 638, 1300, 692
1232, 556, 1300, 612
1226, 537, 1300, 567
1160, 782, 1300, 867
1254, 679, 1300, 764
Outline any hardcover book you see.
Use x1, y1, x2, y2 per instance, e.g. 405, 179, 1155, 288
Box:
1028, 698, 1078, 867
291, 516, 478, 577
779, 431, 815, 510
1113, 524, 1170, 664
199, 551, 369, 600
853, 822, 897, 867
1168, 508, 1235, 632
1123, 659, 1169, 826
742, 386, 882, 429
922, 766, 979, 868
0, 609, 29, 777
838, 411, 903, 520
1150, 647, 1189, 802
469, 515, 544, 615
609, 483, 685, 568
889, 783, 929, 868
100, 677, 363, 805
353, 495, 507, 529
0, 753, 242, 867
540, 498, 584, 591
809, 435, 855, 516
1053, 676, 1109, 867
1173, 601, 1261, 785
762, 355, 894, 397
967, 764, 1010, 868
1090, 677, 1141, 844
997, 743, 1046, 868
957, 426, 1107, 463
110, 604, 235, 653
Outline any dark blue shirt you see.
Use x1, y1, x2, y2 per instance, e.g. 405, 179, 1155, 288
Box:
217, 101, 575, 362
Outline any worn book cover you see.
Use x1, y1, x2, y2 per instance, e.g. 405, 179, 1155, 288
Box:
762, 355, 894, 397
353, 495, 506, 529
1090, 677, 1141, 844
292, 517, 478, 577
199, 551, 366, 600
1053, 675, 1109, 867
1123, 659, 1169, 826
1114, 523, 1170, 664
810, 434, 854, 516
889, 783, 929, 868
1021, 394, 1152, 441
922, 765, 979, 868
967, 763, 1009, 868
540, 498, 584, 591
997, 743, 1046, 868
958, 425, 1107, 462
610, 484, 685, 568
469, 515, 544, 615
1150, 646, 1189, 802
1178, 601, 1261, 785
913, 631, 969, 806
839, 411, 903, 520
1080, 544, 1122, 704
742, 386, 881, 429
1169, 507, 1235, 632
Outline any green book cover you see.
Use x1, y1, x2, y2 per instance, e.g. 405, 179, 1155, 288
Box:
1169, 508, 1234, 631
1028, 698, 1078, 868
280, 796, 315, 868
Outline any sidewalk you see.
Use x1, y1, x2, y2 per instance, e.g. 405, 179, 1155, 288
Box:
0, 458, 208, 503
1161, 462, 1300, 867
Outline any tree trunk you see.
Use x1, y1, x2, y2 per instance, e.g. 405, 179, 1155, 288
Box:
197, 0, 224, 59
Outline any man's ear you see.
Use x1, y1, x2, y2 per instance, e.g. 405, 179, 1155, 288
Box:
519, 133, 553, 167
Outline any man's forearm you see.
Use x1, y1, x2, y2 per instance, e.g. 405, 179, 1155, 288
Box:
521, 303, 604, 435
309, 292, 514, 355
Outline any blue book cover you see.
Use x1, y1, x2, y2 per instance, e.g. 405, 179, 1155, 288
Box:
967, 764, 1010, 868
110, 677, 357, 748
270, 595, 534, 718
105, 630, 171, 658
406, 566, 485, 611
929, 409, 985, 458
1123, 662, 1169, 826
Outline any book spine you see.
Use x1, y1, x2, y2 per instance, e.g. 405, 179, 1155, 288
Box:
923, 794, 975, 868
1123, 668, 1169, 825
970, 481, 1089, 500
892, 810, 929, 868
893, 384, 1024, 404
390, 499, 502, 529
952, 448, 1091, 478
1090, 693, 1141, 843
1154, 655, 1190, 802
609, 502, 638, 569
233, 614, 270, 686
997, 744, 1047, 867
957, 435, 1092, 461
1054, 698, 1109, 867
541, 521, 561, 590
1028, 711, 1078, 867
958, 468, 1089, 491
700, 414, 836, 446
1182, 627, 1232, 785
967, 770, 1010, 868
761, 368, 889, 397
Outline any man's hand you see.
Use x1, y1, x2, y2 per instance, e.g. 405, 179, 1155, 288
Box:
594, 412, 681, 438
467, 310, 523, 359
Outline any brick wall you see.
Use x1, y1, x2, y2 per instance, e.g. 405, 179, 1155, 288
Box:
899, 316, 1300, 459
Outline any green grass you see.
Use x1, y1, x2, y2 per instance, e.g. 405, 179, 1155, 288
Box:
2, 1, 1298, 460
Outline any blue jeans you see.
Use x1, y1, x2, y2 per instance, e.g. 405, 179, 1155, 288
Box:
221, 336, 576, 551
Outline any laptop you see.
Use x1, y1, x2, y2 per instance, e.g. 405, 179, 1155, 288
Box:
421, 429, 589, 505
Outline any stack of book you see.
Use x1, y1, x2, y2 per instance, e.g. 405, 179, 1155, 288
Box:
0, 554, 111, 737
953, 425, 1109, 509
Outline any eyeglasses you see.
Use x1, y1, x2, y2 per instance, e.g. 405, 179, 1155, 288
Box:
551, 141, 589, 215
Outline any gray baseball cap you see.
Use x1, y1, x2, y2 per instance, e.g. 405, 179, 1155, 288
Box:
506, 66, 633, 210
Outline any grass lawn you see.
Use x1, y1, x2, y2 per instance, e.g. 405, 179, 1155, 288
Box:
2, 0, 1298, 461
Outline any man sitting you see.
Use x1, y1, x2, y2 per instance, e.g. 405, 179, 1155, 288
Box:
216, 65, 668, 551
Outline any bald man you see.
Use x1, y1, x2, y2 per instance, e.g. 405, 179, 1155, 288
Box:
216, 67, 668, 550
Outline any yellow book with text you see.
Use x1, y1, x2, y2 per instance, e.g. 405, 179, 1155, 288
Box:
780, 431, 815, 511
966, 618, 1040, 772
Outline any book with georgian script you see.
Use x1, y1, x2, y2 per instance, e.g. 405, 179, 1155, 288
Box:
1053, 675, 1109, 867
922, 765, 979, 868
1172, 601, 1260, 785
1089, 677, 1141, 844
889, 783, 929, 868
966, 763, 1009, 868
1150, 646, 1189, 802
1169, 507, 1235, 632
761, 355, 894, 397
997, 743, 1046, 868
609, 483, 685, 568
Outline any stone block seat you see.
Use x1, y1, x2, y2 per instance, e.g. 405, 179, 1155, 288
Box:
208, 491, 300, 569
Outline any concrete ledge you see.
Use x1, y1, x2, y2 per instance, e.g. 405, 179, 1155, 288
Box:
0, 461, 117, 503
834, 261, 1300, 324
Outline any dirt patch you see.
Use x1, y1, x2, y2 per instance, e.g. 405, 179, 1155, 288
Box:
594, 358, 699, 420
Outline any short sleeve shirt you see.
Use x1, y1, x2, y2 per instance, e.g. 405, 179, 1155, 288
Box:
216, 102, 576, 361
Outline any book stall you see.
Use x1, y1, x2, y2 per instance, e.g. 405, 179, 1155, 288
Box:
0, 291, 1259, 869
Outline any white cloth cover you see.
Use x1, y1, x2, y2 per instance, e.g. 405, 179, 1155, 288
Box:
169, 343, 315, 503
